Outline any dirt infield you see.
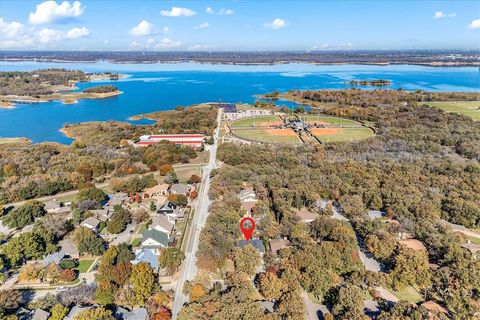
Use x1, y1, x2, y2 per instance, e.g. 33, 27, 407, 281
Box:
311, 128, 340, 135
266, 128, 297, 136
305, 120, 330, 126
259, 121, 283, 127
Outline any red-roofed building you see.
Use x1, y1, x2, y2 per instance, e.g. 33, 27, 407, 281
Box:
137, 134, 205, 149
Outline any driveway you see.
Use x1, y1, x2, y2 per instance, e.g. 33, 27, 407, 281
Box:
110, 222, 136, 246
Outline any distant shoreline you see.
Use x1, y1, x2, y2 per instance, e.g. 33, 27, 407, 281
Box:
1, 59, 479, 68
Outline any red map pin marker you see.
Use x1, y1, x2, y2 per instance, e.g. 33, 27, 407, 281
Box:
240, 217, 256, 241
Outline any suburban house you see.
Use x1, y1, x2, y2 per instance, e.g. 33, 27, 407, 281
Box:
44, 199, 71, 214
238, 188, 258, 213
294, 207, 317, 224
41, 251, 65, 267
44, 199, 61, 212
91, 208, 111, 222
116, 307, 148, 320
269, 238, 291, 255
31, 308, 50, 320
421, 301, 449, 318
170, 183, 191, 196
64, 306, 93, 320
131, 248, 160, 272
107, 192, 129, 207
141, 229, 172, 249
80, 217, 101, 232
399, 239, 427, 252
136, 134, 205, 149
238, 239, 265, 254
59, 238, 80, 259
150, 216, 175, 236
158, 202, 184, 218
367, 210, 386, 220
143, 184, 170, 199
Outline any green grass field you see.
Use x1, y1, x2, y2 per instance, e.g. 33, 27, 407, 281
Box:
428, 101, 480, 121
387, 286, 423, 303
230, 115, 280, 127
75, 259, 95, 273
314, 127, 374, 143
300, 114, 361, 125
233, 129, 301, 144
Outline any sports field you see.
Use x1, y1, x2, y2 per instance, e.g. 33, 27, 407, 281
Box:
428, 101, 480, 121
230, 115, 281, 127
299, 114, 360, 126
232, 128, 300, 144
312, 127, 374, 143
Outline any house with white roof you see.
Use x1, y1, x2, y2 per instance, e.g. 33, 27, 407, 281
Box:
150, 216, 175, 236
80, 217, 101, 232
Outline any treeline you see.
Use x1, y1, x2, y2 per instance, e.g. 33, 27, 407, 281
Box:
291, 88, 480, 108
347, 79, 391, 86
140, 105, 218, 135
199, 141, 480, 318
83, 85, 118, 93
0, 68, 86, 96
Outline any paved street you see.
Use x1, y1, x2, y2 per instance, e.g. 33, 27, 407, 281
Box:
171, 109, 222, 319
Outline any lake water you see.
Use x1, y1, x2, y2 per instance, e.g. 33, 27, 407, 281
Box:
0, 62, 479, 144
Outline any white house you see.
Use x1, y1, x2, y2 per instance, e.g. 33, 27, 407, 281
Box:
80, 217, 101, 232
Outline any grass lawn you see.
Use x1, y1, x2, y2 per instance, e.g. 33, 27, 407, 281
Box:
233, 129, 301, 144
230, 115, 281, 127
131, 238, 141, 247
466, 235, 480, 245
428, 101, 480, 121
387, 286, 423, 303
175, 166, 202, 183
301, 114, 361, 126
315, 127, 374, 143
75, 259, 95, 273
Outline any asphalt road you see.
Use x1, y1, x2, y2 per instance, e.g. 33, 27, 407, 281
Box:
171, 109, 222, 319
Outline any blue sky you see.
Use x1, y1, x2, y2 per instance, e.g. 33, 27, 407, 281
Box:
0, 0, 479, 51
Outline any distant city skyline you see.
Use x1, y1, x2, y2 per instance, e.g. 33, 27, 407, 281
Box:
0, 0, 479, 51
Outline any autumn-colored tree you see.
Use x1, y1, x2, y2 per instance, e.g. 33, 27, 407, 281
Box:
130, 262, 156, 305
232, 244, 261, 276
19, 262, 44, 282
159, 164, 174, 176
152, 307, 171, 320
189, 190, 198, 200
189, 283, 207, 302
187, 174, 201, 184
258, 272, 286, 300
59, 269, 76, 282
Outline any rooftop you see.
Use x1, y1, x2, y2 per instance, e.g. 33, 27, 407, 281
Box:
170, 183, 191, 195
238, 239, 265, 253
270, 238, 291, 254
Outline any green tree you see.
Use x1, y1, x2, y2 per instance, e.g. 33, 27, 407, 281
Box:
76, 187, 108, 206
159, 248, 185, 275
1, 232, 45, 265
49, 304, 69, 320
74, 307, 114, 320
106, 206, 131, 234
72, 227, 106, 256
2, 200, 46, 228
